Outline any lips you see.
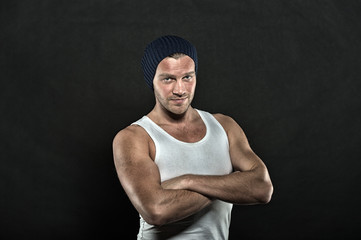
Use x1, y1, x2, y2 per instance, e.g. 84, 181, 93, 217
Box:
170, 97, 187, 104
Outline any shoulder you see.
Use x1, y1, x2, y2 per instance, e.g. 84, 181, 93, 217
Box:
212, 113, 241, 131
112, 124, 151, 154
212, 113, 248, 141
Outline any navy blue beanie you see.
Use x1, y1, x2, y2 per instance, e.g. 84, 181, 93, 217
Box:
141, 35, 198, 90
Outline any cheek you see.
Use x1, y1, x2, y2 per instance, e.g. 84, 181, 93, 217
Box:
186, 81, 196, 92
154, 85, 172, 98
161, 85, 173, 95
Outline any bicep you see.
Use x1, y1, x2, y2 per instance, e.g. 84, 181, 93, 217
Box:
229, 139, 264, 172
112, 128, 162, 212
217, 115, 265, 172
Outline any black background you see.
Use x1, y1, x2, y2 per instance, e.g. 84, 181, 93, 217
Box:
1, 0, 361, 239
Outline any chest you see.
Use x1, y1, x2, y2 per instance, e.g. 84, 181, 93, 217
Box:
155, 135, 233, 181
152, 124, 232, 182
161, 124, 206, 143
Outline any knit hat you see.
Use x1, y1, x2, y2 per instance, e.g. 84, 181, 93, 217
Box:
141, 35, 198, 90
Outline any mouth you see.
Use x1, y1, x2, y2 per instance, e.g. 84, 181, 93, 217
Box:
169, 97, 187, 104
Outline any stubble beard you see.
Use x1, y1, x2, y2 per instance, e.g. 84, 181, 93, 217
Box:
155, 91, 194, 117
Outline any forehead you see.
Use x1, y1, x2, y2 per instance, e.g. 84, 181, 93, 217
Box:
156, 55, 195, 74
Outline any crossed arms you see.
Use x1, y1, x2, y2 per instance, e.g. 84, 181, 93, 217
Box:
112, 114, 273, 226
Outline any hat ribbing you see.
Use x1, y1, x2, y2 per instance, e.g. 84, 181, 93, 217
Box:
141, 35, 198, 90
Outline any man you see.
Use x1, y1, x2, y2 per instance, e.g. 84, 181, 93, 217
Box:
113, 35, 273, 239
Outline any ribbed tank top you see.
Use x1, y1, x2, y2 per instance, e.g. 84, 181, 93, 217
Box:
132, 109, 233, 240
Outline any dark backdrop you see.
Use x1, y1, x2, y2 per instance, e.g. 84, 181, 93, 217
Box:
1, 0, 361, 239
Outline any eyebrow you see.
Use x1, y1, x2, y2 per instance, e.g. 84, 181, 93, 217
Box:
158, 71, 195, 78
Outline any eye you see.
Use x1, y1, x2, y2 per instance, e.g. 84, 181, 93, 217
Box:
183, 75, 192, 81
163, 77, 174, 83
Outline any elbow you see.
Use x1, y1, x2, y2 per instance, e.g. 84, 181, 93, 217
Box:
143, 214, 167, 227
253, 166, 274, 204
256, 180, 273, 204
140, 205, 169, 226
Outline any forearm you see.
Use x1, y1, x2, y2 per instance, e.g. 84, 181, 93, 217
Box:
154, 188, 211, 224
119, 169, 212, 226
136, 186, 211, 226
182, 167, 273, 205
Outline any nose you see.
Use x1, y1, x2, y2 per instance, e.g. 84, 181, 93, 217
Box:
172, 80, 186, 96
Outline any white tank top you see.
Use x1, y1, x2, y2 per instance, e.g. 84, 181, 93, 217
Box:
132, 109, 233, 240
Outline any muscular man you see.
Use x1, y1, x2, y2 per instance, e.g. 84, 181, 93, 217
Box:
113, 35, 273, 239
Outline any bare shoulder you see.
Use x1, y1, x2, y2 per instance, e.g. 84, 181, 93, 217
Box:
113, 124, 148, 145
212, 113, 249, 144
212, 113, 242, 132
213, 113, 233, 123
112, 124, 152, 162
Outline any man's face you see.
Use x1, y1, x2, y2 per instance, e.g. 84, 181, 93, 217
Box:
153, 55, 196, 116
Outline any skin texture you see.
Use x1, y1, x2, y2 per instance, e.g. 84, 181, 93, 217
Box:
113, 55, 273, 226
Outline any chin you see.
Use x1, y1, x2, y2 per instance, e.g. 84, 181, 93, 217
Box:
168, 105, 189, 116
